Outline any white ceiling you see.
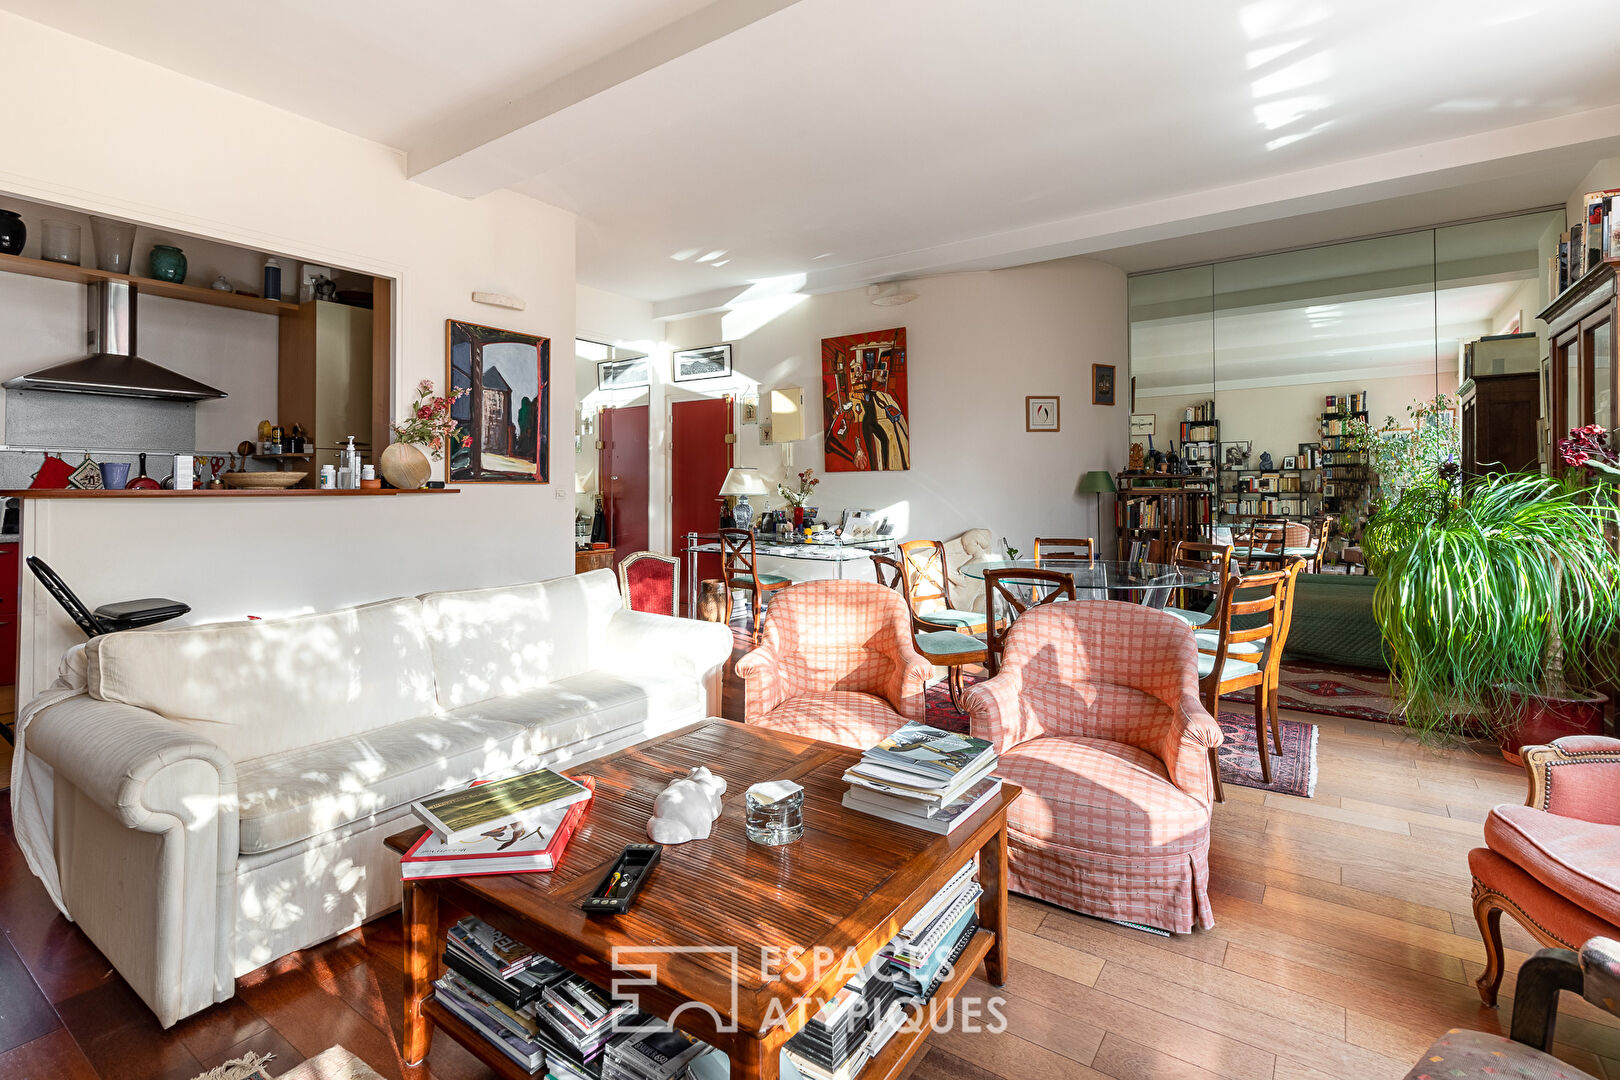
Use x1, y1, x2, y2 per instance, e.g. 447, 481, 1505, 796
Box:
8, 0, 1620, 310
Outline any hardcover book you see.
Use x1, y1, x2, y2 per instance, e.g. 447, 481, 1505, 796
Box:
412, 766, 590, 843
863, 722, 994, 782
403, 777, 595, 879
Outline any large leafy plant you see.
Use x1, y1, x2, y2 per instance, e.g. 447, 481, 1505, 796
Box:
1366, 472, 1620, 743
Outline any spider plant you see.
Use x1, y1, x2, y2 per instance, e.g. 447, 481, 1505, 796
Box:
1365, 471, 1620, 745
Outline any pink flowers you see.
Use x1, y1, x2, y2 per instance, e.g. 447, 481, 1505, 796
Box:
391, 379, 470, 462
1558, 424, 1620, 481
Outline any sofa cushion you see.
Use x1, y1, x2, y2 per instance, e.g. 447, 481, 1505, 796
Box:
447, 669, 708, 751
420, 570, 622, 708
996, 735, 1209, 858
1485, 804, 1620, 925
85, 597, 437, 762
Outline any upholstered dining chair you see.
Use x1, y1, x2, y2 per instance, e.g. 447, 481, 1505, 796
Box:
963, 601, 1222, 934
1471, 736, 1620, 1007
736, 579, 934, 749
1195, 564, 1291, 800
719, 528, 792, 643
617, 550, 679, 616
1034, 537, 1094, 563
898, 539, 988, 635
982, 567, 1074, 675
1166, 540, 1232, 628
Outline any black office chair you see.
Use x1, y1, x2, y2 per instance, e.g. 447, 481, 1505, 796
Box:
26, 556, 191, 638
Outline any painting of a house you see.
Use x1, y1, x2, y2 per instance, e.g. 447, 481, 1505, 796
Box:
447, 319, 549, 483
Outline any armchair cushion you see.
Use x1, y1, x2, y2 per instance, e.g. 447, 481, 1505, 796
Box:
1485, 804, 1620, 925
1469, 847, 1617, 951
1400, 1028, 1582, 1080
748, 691, 909, 750
998, 736, 1210, 859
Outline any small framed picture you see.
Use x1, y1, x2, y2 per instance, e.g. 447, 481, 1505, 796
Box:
672, 343, 732, 383
1221, 441, 1252, 468
1283, 455, 1297, 470
1129, 413, 1155, 437
740, 392, 759, 425
1092, 363, 1116, 406
597, 356, 649, 389
1025, 395, 1060, 432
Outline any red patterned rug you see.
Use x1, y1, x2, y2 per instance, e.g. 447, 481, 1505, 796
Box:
1222, 661, 1398, 725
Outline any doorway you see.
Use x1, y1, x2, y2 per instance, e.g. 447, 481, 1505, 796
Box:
671, 397, 733, 607
599, 405, 649, 566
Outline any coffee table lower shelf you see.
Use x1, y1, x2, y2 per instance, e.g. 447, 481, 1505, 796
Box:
417, 928, 997, 1080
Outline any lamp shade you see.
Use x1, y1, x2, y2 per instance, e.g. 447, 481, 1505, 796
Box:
719, 466, 769, 496
1077, 470, 1117, 494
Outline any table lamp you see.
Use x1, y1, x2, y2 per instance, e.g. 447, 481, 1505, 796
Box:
719, 467, 769, 530
1077, 470, 1117, 547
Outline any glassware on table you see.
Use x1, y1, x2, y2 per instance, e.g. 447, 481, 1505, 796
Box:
40, 219, 81, 264
745, 780, 804, 845
90, 216, 137, 273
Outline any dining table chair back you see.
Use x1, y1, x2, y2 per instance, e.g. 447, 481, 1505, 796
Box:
718, 527, 793, 643
870, 552, 904, 592
617, 550, 680, 616
1196, 564, 1290, 799
898, 538, 987, 635
982, 567, 1075, 675
1034, 537, 1094, 563
1167, 539, 1232, 627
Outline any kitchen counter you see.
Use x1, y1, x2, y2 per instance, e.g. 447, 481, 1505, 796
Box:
0, 488, 458, 498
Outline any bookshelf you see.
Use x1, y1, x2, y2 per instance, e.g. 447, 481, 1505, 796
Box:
1114, 474, 1215, 554
1319, 408, 1370, 515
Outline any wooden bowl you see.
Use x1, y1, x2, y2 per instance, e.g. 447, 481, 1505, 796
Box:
220, 471, 307, 489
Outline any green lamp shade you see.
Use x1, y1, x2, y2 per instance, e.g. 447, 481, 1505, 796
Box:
1077, 470, 1117, 494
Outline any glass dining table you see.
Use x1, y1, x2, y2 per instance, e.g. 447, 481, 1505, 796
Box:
960, 557, 1219, 624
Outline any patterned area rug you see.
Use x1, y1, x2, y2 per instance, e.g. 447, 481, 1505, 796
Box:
1222, 660, 1399, 725
187, 1046, 383, 1080
1216, 709, 1318, 797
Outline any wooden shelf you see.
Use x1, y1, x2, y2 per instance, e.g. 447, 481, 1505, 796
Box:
0, 252, 299, 315
862, 929, 995, 1080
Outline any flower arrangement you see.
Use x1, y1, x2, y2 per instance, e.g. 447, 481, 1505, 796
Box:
390, 379, 469, 461
1559, 424, 1620, 482
777, 468, 820, 508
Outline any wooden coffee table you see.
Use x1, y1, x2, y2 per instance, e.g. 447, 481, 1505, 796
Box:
385, 718, 1020, 1080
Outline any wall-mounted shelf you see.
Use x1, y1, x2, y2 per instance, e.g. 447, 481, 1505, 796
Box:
0, 252, 299, 315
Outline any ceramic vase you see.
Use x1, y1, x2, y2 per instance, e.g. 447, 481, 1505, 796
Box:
148, 244, 187, 284
0, 209, 24, 256
378, 441, 431, 490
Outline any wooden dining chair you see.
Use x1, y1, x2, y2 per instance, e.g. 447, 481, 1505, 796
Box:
1166, 540, 1232, 628
870, 553, 904, 592
719, 528, 792, 643
982, 567, 1075, 675
898, 539, 987, 635
1196, 565, 1289, 800
1034, 537, 1094, 563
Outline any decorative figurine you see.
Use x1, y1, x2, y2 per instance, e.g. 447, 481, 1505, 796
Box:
647, 767, 727, 844
1259, 451, 1275, 471
1128, 442, 1146, 471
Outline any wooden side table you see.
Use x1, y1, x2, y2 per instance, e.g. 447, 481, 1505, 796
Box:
574, 546, 615, 574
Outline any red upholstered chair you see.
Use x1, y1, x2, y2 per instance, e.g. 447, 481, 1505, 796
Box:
962, 600, 1223, 934
1471, 736, 1620, 1006
735, 580, 934, 750
618, 550, 679, 616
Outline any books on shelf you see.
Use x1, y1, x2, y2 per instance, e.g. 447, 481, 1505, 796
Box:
448, 915, 548, 978
602, 1023, 710, 1080
412, 766, 591, 843
403, 776, 595, 879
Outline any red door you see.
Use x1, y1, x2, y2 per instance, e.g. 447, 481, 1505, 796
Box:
671, 397, 733, 610
599, 405, 649, 568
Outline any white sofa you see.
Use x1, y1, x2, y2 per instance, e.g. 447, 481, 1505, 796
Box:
10, 569, 733, 1027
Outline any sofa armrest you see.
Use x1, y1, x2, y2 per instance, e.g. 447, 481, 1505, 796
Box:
1520, 736, 1620, 824
602, 610, 734, 716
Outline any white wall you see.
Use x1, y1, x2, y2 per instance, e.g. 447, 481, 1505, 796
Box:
1, 12, 577, 687
660, 257, 1129, 554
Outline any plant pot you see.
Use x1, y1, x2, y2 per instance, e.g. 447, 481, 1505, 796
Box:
378, 442, 431, 490
1498, 686, 1608, 765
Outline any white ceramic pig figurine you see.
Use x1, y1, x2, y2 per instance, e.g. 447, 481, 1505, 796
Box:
646, 766, 728, 844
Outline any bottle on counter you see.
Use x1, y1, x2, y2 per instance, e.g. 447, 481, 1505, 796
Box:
262, 258, 281, 302
269, 425, 284, 455
338, 435, 362, 489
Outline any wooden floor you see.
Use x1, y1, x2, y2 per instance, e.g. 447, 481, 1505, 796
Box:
0, 673, 1606, 1080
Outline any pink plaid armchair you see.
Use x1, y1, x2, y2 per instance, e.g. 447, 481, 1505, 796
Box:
735, 580, 935, 749
963, 600, 1223, 933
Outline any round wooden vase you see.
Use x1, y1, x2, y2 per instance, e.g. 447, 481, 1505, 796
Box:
379, 442, 432, 490
697, 579, 729, 623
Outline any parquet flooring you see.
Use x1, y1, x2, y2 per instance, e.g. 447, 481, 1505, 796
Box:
0, 656, 1593, 1079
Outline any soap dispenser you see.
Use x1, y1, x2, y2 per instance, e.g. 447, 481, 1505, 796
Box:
339, 435, 360, 489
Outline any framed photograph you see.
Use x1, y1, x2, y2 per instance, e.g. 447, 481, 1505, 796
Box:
1283, 455, 1297, 470
740, 391, 759, 425
1129, 413, 1155, 437
597, 356, 649, 389
1092, 363, 1116, 406
447, 319, 550, 484
1221, 441, 1252, 469
672, 343, 732, 383
1025, 395, 1060, 432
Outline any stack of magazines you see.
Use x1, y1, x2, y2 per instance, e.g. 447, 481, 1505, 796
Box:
781, 952, 907, 1080
538, 972, 636, 1070
881, 861, 982, 1004
841, 723, 1001, 834
601, 1024, 710, 1080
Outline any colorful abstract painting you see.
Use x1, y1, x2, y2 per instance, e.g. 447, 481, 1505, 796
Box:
447, 319, 550, 483
821, 327, 909, 472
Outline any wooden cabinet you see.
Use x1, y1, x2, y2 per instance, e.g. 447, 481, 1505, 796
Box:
277, 285, 392, 487
575, 547, 615, 574
1459, 373, 1541, 478
1541, 263, 1618, 472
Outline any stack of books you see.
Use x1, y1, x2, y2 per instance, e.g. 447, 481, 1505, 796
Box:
402, 769, 593, 880
841, 723, 1001, 835
433, 917, 715, 1079
881, 861, 982, 1005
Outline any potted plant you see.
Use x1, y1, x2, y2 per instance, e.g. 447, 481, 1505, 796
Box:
776, 468, 820, 530
384, 379, 468, 487
1365, 456, 1620, 757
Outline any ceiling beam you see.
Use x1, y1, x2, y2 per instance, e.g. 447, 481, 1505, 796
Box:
408, 0, 802, 196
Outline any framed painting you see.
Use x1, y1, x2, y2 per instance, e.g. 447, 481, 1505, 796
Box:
672, 343, 732, 383
822, 327, 909, 472
447, 319, 549, 484
1025, 396, 1060, 432
1093, 363, 1116, 406
597, 356, 649, 389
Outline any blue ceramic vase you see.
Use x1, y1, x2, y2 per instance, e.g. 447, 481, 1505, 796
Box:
148, 244, 187, 284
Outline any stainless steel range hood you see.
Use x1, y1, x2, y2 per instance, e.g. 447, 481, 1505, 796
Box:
4, 280, 227, 401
